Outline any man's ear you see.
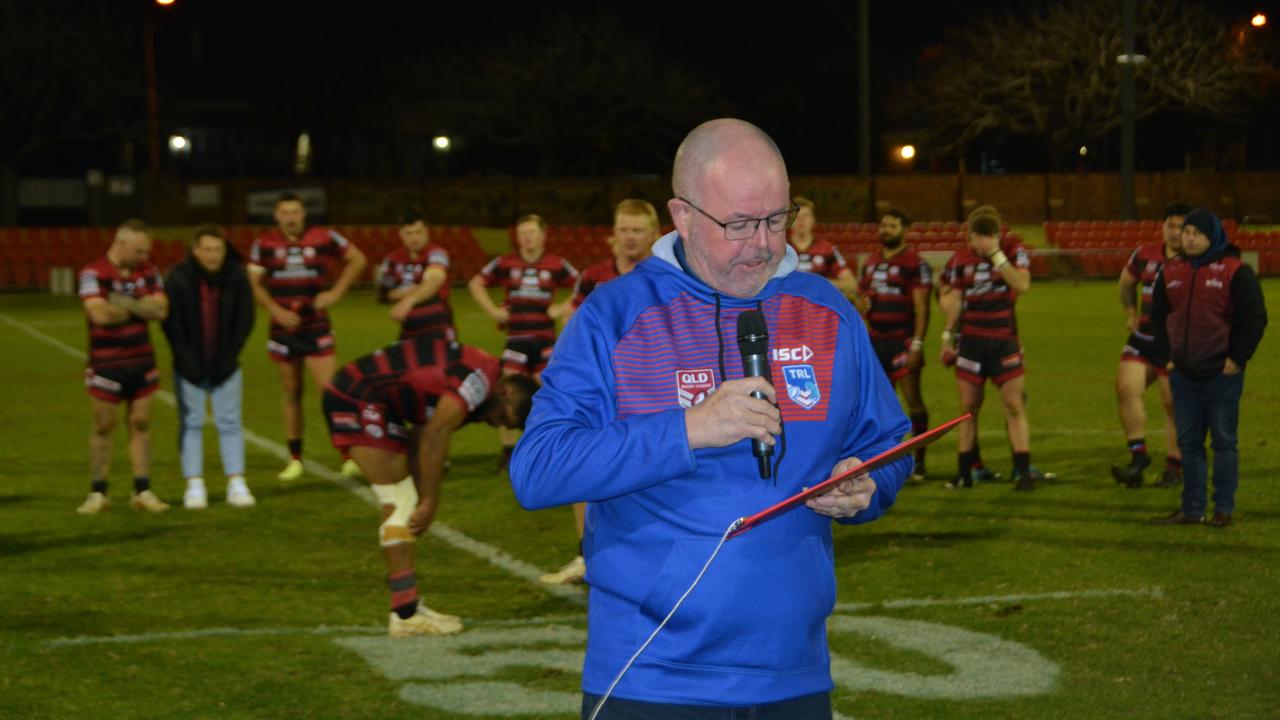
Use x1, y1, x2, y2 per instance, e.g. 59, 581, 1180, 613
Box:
668, 198, 691, 240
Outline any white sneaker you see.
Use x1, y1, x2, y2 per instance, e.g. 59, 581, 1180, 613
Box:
277, 459, 304, 482
340, 458, 363, 479
388, 601, 463, 637
539, 555, 586, 585
76, 492, 110, 515
183, 478, 208, 510
226, 477, 256, 508
130, 489, 170, 513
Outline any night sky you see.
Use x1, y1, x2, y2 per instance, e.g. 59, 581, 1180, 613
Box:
16, 0, 1280, 176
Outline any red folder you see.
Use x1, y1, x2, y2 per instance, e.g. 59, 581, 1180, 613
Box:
728, 413, 971, 539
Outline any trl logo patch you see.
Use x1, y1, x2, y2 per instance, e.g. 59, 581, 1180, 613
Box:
676, 369, 715, 408
783, 364, 820, 409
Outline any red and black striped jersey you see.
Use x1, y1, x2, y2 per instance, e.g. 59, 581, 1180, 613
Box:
940, 242, 1030, 339
78, 255, 164, 369
570, 258, 622, 309
329, 340, 500, 426
378, 245, 454, 341
858, 247, 933, 340
790, 239, 850, 279
477, 252, 578, 339
1125, 241, 1170, 338
249, 227, 353, 333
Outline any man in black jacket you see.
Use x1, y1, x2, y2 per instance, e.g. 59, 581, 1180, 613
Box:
162, 225, 257, 509
1149, 209, 1268, 528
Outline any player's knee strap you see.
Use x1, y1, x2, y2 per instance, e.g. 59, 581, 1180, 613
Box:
372, 476, 417, 547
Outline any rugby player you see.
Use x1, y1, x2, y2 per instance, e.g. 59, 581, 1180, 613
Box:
377, 208, 455, 346
788, 196, 856, 297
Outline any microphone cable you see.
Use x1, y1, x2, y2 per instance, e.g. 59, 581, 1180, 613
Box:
586, 516, 744, 720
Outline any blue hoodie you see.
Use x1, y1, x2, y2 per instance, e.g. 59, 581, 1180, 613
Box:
510, 231, 911, 706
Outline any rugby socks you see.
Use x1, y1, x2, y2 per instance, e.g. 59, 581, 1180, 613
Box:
91, 479, 108, 495
970, 442, 986, 474
910, 411, 929, 470
1013, 452, 1031, 478
388, 569, 419, 619
957, 451, 976, 481
1127, 439, 1151, 470
133, 476, 151, 493
498, 445, 515, 472
288, 438, 302, 461
1165, 455, 1181, 470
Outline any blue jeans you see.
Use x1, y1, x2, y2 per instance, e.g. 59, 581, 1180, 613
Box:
1170, 370, 1243, 516
581, 691, 831, 720
176, 370, 245, 479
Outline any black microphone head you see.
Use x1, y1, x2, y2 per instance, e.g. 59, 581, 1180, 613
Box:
736, 310, 769, 356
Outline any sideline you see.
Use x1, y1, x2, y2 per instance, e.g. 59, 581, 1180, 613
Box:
0, 311, 586, 606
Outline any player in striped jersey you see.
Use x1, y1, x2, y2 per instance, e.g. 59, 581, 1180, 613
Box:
539, 199, 660, 586
249, 193, 367, 482
467, 214, 578, 470
1112, 203, 1190, 488
854, 208, 933, 479
377, 208, 455, 345
322, 339, 538, 636
76, 220, 171, 514
788, 196, 856, 297
938, 205, 1042, 491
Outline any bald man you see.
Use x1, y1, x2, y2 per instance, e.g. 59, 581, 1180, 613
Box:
511, 119, 911, 718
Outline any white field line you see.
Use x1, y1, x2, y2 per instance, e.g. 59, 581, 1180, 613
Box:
0, 312, 586, 606
43, 586, 1165, 648
45, 614, 588, 648
834, 586, 1164, 613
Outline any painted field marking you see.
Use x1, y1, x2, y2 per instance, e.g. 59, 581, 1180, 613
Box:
834, 585, 1164, 613
0, 312, 585, 605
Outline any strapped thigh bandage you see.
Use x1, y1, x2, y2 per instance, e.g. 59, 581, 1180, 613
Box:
371, 476, 418, 547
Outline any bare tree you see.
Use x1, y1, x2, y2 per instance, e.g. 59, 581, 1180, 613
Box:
0, 0, 143, 173
905, 0, 1270, 167
384, 9, 732, 175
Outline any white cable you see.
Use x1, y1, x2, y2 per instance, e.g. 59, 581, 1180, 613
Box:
586, 517, 743, 720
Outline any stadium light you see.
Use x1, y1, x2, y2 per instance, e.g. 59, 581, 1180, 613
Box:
167, 134, 190, 153
898, 144, 916, 160
1079, 145, 1088, 157
432, 135, 452, 152
1252, 13, 1267, 27
155, 0, 176, 5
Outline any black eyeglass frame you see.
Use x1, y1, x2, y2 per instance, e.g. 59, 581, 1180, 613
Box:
676, 196, 800, 241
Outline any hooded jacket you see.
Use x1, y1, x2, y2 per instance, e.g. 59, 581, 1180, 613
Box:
510, 231, 911, 706
1150, 212, 1267, 381
162, 246, 255, 385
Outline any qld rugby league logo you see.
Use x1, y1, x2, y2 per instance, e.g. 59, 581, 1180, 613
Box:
676, 369, 715, 408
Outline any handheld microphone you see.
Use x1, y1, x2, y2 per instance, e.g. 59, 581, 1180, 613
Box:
736, 310, 773, 479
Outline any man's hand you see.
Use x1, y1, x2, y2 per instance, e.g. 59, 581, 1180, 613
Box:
1224, 358, 1242, 375
907, 347, 924, 371
487, 307, 511, 325
805, 457, 877, 518
684, 377, 780, 450
1125, 308, 1139, 333
390, 296, 415, 322
408, 502, 433, 536
314, 289, 339, 310
270, 305, 301, 329
108, 292, 139, 312
970, 235, 1000, 258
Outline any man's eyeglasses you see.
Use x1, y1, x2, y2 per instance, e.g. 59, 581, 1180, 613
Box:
677, 197, 800, 241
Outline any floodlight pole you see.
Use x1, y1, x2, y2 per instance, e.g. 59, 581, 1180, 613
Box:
1120, 0, 1136, 219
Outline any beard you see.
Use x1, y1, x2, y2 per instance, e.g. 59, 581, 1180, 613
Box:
880, 233, 903, 249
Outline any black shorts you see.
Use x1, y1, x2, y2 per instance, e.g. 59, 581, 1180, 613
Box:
85, 364, 159, 403
267, 327, 336, 362
1120, 331, 1168, 376
501, 336, 555, 375
954, 335, 1024, 386
322, 388, 411, 453
870, 337, 917, 382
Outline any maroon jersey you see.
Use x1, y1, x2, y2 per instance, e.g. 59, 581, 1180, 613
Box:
329, 340, 500, 426
378, 244, 454, 341
940, 242, 1031, 340
790, 239, 849, 279
570, 258, 623, 309
478, 252, 578, 339
78, 255, 165, 369
249, 226, 352, 335
1124, 241, 1170, 339
858, 247, 933, 340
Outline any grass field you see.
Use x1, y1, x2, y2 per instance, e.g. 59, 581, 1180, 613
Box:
1, 279, 1277, 719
